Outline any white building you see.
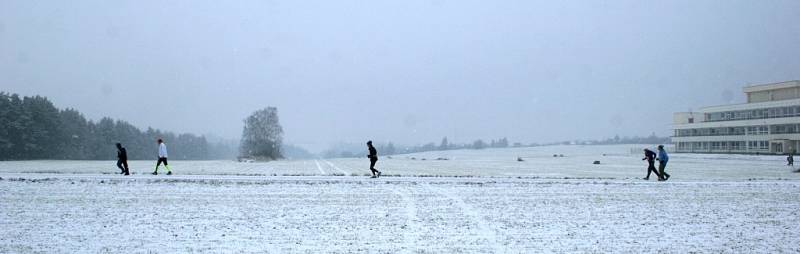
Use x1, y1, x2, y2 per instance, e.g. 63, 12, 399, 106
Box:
673, 80, 800, 154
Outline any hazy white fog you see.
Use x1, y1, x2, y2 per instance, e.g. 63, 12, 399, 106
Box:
1, 0, 798, 151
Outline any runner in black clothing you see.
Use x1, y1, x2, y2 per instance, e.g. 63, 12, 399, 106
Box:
116, 143, 130, 175
367, 141, 381, 178
642, 148, 660, 180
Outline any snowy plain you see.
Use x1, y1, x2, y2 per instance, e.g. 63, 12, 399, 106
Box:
1, 145, 799, 253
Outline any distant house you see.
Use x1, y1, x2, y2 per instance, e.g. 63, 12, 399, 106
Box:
673, 80, 800, 154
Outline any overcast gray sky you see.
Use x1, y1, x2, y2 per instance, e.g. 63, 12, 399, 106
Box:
1, 0, 798, 151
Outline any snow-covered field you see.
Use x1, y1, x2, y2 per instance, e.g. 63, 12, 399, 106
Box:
2, 145, 798, 180
2, 145, 800, 253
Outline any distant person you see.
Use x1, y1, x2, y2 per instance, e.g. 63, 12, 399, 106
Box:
367, 141, 381, 178
116, 143, 130, 175
641, 148, 661, 180
787, 153, 794, 167
656, 145, 670, 181
152, 139, 172, 175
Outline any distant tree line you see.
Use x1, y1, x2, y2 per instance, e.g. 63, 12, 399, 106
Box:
541, 133, 671, 146
282, 144, 315, 160
321, 133, 671, 159
322, 137, 512, 158
0, 92, 234, 160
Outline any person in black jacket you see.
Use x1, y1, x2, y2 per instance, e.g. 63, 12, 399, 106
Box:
367, 140, 381, 178
116, 143, 130, 175
642, 148, 661, 180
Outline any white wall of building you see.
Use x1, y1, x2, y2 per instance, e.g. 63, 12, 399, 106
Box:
673, 81, 800, 154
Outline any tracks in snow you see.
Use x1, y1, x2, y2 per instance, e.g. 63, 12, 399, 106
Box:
423, 183, 507, 253
392, 186, 420, 253
321, 160, 350, 175
313, 160, 326, 175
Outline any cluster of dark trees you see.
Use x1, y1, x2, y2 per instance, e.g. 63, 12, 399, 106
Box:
239, 107, 284, 160
0, 92, 234, 160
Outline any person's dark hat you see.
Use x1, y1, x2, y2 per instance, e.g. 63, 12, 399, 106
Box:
367, 140, 373, 145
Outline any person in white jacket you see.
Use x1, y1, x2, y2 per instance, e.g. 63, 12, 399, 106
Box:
152, 139, 172, 175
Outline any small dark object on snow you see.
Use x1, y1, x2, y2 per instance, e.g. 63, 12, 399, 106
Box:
517, 157, 524, 162
387, 156, 392, 159
421, 158, 427, 161
411, 157, 416, 160
553, 154, 558, 157
559, 154, 565, 157
593, 160, 601, 165
436, 157, 449, 161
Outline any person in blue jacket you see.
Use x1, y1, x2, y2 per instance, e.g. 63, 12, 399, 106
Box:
656, 145, 670, 181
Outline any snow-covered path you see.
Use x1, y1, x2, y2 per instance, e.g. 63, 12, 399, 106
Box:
2, 174, 799, 253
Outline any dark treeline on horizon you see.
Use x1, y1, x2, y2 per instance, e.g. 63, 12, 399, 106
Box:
323, 134, 672, 159
323, 137, 513, 158
0, 92, 236, 161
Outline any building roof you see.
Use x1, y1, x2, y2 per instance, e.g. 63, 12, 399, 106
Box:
698, 97, 800, 112
742, 80, 800, 93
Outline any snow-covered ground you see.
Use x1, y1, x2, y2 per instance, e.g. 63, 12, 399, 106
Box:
2, 145, 799, 252
1, 145, 798, 180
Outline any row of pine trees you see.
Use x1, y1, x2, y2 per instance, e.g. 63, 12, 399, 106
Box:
0, 92, 222, 160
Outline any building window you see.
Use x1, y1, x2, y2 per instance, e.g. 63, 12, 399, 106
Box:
705, 106, 800, 122
731, 141, 745, 150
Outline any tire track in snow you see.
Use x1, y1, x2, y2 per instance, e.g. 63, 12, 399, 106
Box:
392, 186, 420, 253
423, 183, 506, 253
313, 160, 326, 175
322, 160, 350, 175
